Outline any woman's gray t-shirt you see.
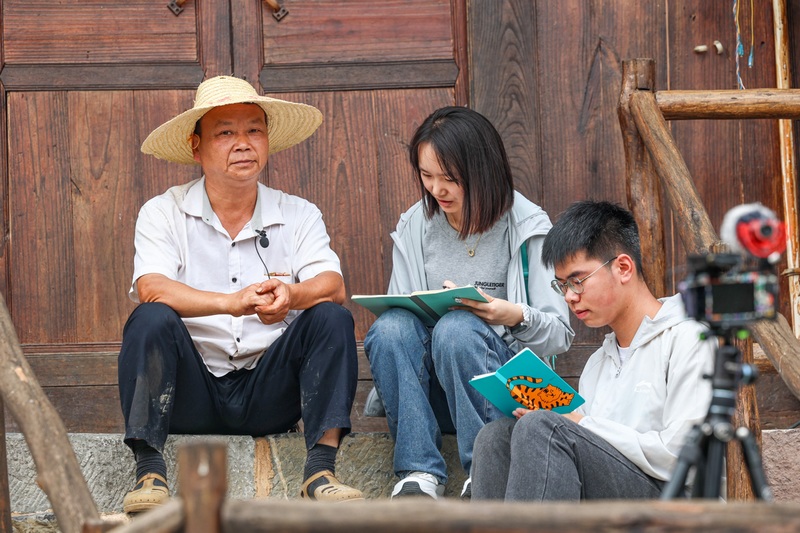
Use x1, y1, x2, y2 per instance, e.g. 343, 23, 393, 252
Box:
423, 211, 511, 301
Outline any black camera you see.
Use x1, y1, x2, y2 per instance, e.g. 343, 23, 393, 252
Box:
680, 203, 785, 331
680, 253, 779, 330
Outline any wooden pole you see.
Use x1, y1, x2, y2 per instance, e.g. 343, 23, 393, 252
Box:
628, 90, 760, 501
0, 294, 99, 533
105, 499, 183, 533
222, 499, 800, 532
82, 517, 126, 533
656, 89, 800, 119
773, 0, 800, 338
178, 440, 226, 533
0, 401, 11, 533
730, 335, 761, 502
618, 58, 667, 297
107, 440, 225, 533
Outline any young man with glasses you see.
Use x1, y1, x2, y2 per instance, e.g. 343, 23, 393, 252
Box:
470, 200, 715, 501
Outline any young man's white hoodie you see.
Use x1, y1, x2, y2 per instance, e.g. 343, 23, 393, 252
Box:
575, 294, 715, 481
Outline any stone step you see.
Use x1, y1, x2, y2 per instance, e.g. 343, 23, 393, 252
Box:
7, 428, 799, 520
7, 432, 468, 515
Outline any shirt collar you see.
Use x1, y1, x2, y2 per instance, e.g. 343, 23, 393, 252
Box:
183, 177, 284, 236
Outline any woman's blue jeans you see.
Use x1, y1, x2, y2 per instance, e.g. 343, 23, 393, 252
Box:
364, 308, 514, 483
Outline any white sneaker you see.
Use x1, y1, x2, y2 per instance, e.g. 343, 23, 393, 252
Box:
391, 471, 445, 499
460, 477, 471, 500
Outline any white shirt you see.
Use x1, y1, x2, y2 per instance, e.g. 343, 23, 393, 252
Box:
129, 177, 342, 376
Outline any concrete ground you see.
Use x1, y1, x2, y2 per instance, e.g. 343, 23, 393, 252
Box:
7, 428, 800, 532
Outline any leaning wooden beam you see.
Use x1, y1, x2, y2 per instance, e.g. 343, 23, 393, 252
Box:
629, 89, 800, 402
773, 0, 800, 338
656, 89, 800, 120
628, 91, 720, 253
222, 499, 800, 532
0, 294, 99, 533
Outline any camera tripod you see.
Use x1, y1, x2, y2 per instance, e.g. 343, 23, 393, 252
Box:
660, 328, 774, 501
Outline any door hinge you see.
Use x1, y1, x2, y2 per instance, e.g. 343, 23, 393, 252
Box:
167, 0, 187, 16
264, 0, 289, 21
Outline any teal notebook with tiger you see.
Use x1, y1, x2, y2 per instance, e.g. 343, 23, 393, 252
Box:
470, 348, 585, 417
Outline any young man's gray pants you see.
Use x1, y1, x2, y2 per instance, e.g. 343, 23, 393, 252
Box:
471, 410, 665, 501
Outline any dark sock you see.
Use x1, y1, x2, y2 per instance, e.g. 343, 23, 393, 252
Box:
131, 440, 167, 482
303, 443, 337, 482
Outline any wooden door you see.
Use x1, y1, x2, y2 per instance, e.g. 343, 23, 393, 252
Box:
0, 0, 467, 432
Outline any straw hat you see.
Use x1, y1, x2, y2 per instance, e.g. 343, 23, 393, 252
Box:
141, 75, 323, 165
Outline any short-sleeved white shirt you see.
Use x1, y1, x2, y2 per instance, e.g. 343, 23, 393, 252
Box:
129, 177, 342, 377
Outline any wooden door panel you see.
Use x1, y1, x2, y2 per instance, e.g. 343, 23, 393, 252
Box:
267, 90, 385, 340
134, 91, 203, 203
258, 0, 459, 92
7, 90, 199, 347
372, 89, 454, 291
247, 1, 463, 340
0, 0, 224, 89
3, 0, 199, 64
68, 91, 141, 342
469, 0, 542, 206
8, 91, 76, 343
529, 0, 668, 217
262, 0, 453, 63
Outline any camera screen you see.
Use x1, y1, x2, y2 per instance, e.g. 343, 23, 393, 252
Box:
710, 282, 755, 314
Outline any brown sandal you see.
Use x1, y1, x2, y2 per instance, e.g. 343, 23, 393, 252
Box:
123, 473, 170, 513
300, 470, 364, 502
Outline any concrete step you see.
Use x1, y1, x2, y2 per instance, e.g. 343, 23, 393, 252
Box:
7, 432, 467, 515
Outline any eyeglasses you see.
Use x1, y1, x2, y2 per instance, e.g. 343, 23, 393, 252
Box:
550, 256, 618, 296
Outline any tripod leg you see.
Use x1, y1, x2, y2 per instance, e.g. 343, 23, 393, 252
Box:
703, 436, 727, 499
736, 427, 774, 502
661, 424, 705, 500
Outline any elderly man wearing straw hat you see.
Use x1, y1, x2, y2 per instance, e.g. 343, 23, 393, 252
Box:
118, 76, 363, 512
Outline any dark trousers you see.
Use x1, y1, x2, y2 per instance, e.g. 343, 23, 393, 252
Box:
118, 301, 357, 453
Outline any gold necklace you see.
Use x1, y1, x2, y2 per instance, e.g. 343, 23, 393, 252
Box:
464, 233, 482, 257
